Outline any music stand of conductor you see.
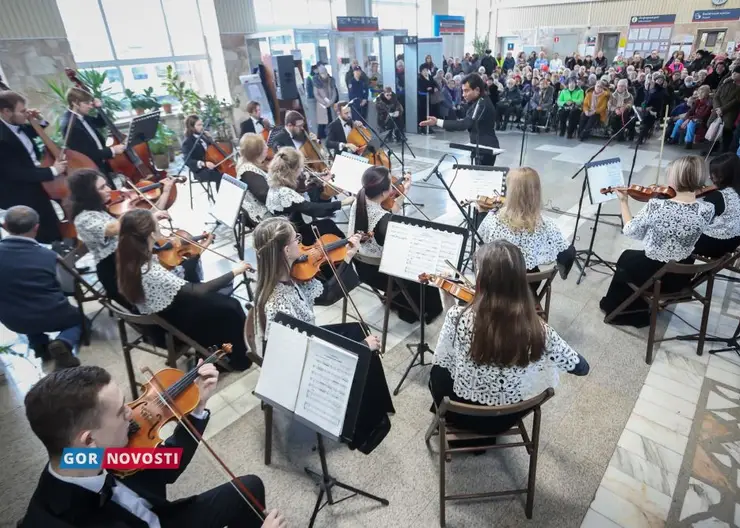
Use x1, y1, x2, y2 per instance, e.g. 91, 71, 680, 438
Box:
419, 74, 500, 166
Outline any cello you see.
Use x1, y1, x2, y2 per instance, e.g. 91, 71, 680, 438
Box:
203, 134, 237, 178
347, 124, 391, 169
65, 68, 166, 183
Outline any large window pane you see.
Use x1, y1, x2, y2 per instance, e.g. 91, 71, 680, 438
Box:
162, 0, 206, 55
102, 0, 172, 59
373, 3, 416, 32
57, 0, 114, 62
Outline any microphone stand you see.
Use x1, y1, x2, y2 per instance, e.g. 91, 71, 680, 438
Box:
385, 112, 416, 176
519, 104, 530, 166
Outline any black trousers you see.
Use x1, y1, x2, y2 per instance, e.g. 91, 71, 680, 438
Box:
559, 107, 581, 137
195, 168, 222, 191
380, 115, 404, 140
694, 234, 740, 259
160, 475, 265, 528
609, 112, 636, 140
578, 114, 601, 140
528, 108, 549, 130
638, 113, 657, 142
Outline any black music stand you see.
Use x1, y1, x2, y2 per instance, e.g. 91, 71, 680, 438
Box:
255, 314, 388, 527
378, 217, 467, 395
127, 111, 160, 147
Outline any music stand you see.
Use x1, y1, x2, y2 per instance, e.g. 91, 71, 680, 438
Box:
378, 217, 467, 395
126, 111, 160, 146
254, 314, 389, 527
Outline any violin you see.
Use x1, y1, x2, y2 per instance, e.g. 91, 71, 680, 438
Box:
460, 194, 505, 212
153, 229, 216, 269
65, 68, 166, 184
107, 179, 180, 217
381, 173, 411, 211
203, 135, 237, 178
696, 185, 718, 198
419, 273, 475, 304
121, 345, 232, 476
291, 232, 371, 282
600, 184, 676, 202
347, 123, 391, 169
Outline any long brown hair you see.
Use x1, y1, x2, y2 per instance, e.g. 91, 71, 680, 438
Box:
252, 217, 295, 334
184, 114, 200, 136
466, 240, 545, 367
354, 166, 391, 232
116, 209, 157, 304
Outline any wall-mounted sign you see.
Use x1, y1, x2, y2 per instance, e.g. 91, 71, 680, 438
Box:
586, 36, 597, 44
629, 14, 677, 26
433, 15, 465, 36
507, 42, 515, 50
692, 8, 740, 22
336, 16, 379, 32
626, 14, 675, 59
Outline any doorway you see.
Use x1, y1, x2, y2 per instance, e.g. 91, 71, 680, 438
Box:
598, 32, 620, 63
696, 29, 727, 54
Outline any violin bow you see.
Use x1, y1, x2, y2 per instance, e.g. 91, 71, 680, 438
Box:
305, 169, 352, 197
389, 173, 432, 221
444, 258, 475, 289
309, 226, 371, 341
138, 364, 267, 522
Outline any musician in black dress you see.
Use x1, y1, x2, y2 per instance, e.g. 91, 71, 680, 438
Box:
0, 91, 67, 243
250, 217, 394, 454
181, 115, 223, 191
600, 156, 715, 327
60, 87, 125, 178
239, 100, 271, 137
116, 209, 253, 371
420, 74, 500, 165
325, 102, 363, 154
348, 166, 444, 324
694, 153, 740, 258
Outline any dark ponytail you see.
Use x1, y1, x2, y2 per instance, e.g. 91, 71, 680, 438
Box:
709, 153, 740, 196
355, 166, 392, 233
116, 209, 156, 304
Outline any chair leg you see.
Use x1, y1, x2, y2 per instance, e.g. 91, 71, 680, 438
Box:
189, 174, 194, 210
165, 332, 177, 368
424, 417, 438, 445
439, 419, 446, 528
264, 404, 273, 466
697, 276, 714, 357
525, 408, 542, 519
645, 281, 661, 364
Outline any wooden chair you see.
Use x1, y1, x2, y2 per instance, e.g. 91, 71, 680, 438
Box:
604, 252, 735, 364
245, 308, 273, 466
527, 266, 558, 322
424, 389, 555, 526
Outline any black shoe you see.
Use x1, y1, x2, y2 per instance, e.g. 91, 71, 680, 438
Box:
685, 142, 693, 150
567, 134, 574, 139
557, 245, 577, 280
48, 339, 80, 370
32, 343, 51, 362
559, 131, 565, 137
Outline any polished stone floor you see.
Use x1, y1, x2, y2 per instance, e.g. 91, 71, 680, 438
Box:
1, 126, 739, 528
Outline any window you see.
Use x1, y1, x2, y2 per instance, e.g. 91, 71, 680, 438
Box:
372, 1, 417, 32
102, 0, 172, 59
57, 0, 114, 63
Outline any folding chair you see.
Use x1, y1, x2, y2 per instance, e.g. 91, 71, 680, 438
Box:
604, 253, 734, 364
424, 389, 555, 526
527, 266, 557, 322
188, 168, 216, 209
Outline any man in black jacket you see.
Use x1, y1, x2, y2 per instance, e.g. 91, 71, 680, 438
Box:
60, 87, 125, 179
0, 91, 67, 243
19, 364, 285, 528
239, 100, 272, 137
325, 102, 363, 154
419, 74, 500, 165
0, 206, 80, 368
480, 49, 496, 76
269, 110, 313, 150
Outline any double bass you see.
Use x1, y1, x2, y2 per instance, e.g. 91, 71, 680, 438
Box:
65, 68, 166, 183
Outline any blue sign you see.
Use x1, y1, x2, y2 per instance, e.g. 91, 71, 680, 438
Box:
693, 9, 740, 22
629, 14, 676, 26
433, 15, 465, 36
507, 43, 515, 51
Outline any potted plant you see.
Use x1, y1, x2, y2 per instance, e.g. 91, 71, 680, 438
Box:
163, 65, 200, 115
162, 101, 173, 114
149, 123, 177, 169
125, 87, 161, 115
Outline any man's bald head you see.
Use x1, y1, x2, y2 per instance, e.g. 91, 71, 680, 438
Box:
4, 206, 40, 237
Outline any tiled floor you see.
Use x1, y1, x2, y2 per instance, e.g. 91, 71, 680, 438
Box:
1, 127, 739, 527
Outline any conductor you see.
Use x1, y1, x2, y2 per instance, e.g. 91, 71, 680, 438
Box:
419, 74, 499, 166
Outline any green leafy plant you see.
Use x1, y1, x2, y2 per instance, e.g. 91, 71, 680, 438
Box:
163, 65, 200, 115
472, 34, 490, 57
149, 123, 177, 155
38, 77, 72, 143
74, 69, 123, 120
125, 87, 161, 111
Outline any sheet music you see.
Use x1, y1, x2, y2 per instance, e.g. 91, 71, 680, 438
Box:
586, 158, 624, 205
294, 337, 358, 438
254, 323, 310, 412
209, 175, 246, 228
329, 153, 369, 195
450, 169, 505, 201
379, 222, 465, 282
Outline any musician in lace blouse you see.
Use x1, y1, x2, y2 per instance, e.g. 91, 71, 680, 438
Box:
431, 240, 589, 434
265, 147, 352, 245
68, 169, 173, 307
600, 156, 715, 327
250, 217, 395, 453
348, 166, 443, 323
236, 133, 271, 228
115, 209, 253, 370
479, 167, 575, 280
694, 153, 740, 258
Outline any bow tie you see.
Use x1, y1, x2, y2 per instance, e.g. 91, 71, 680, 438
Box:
99, 472, 117, 507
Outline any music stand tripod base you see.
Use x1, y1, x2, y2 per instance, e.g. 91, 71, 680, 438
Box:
305, 434, 389, 528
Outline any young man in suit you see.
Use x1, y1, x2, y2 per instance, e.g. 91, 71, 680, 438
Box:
269, 110, 313, 150
60, 87, 125, 179
325, 102, 363, 154
181, 114, 223, 192
0, 206, 81, 368
239, 101, 272, 138
419, 74, 500, 166
20, 364, 287, 528
0, 91, 67, 243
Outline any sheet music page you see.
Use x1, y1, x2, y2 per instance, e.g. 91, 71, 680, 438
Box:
379, 222, 464, 282
329, 154, 369, 196
450, 169, 505, 201
587, 159, 624, 205
294, 337, 358, 438
254, 323, 310, 412
210, 176, 246, 228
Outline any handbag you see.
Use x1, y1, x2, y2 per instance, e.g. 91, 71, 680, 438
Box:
705, 117, 723, 142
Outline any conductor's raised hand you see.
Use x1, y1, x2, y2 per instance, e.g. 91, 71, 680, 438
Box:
419, 116, 438, 127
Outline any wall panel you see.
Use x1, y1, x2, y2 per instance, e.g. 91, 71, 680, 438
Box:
0, 0, 66, 39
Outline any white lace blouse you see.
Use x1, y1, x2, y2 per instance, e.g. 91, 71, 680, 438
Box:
478, 213, 569, 270
136, 258, 187, 314
347, 199, 388, 259
703, 188, 740, 240
623, 199, 714, 262
266, 186, 305, 214
237, 162, 271, 222
434, 304, 580, 405
74, 210, 118, 263
255, 279, 324, 346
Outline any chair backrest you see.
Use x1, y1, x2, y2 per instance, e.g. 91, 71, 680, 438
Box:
526, 266, 557, 302
55, 249, 103, 301
439, 388, 554, 419
353, 252, 382, 266
657, 252, 735, 290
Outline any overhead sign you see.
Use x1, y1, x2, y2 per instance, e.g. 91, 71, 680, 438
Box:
629, 14, 677, 26
395, 36, 418, 45
336, 16, 379, 32
433, 15, 465, 36
692, 9, 740, 22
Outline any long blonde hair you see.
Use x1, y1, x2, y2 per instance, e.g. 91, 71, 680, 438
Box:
252, 217, 295, 334
268, 147, 303, 189
499, 167, 542, 232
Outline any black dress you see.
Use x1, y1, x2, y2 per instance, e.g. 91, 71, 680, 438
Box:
694, 188, 740, 259
265, 185, 344, 245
